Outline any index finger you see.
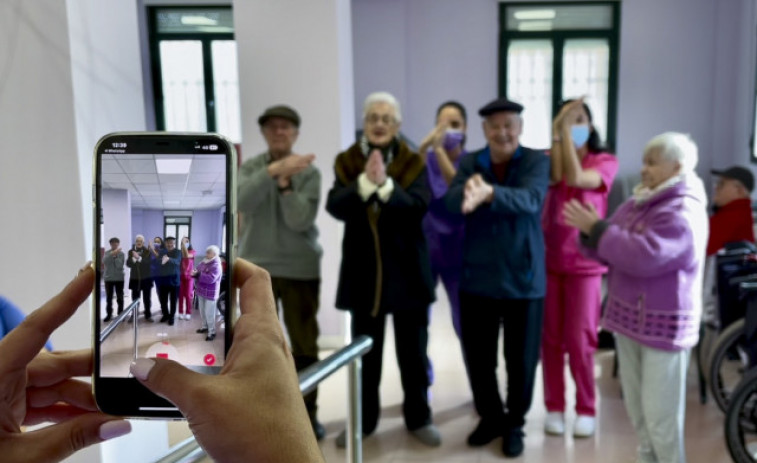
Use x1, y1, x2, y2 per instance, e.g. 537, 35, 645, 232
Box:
0, 264, 94, 374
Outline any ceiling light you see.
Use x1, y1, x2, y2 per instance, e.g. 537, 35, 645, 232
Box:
514, 9, 556, 20
156, 159, 192, 174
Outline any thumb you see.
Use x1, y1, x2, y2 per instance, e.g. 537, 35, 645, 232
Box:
130, 358, 205, 410
15, 415, 130, 463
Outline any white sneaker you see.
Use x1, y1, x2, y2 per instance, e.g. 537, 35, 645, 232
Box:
573, 414, 595, 437
184, 313, 190, 320
544, 412, 565, 435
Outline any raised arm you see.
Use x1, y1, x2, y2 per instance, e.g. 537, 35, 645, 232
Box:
280, 168, 321, 232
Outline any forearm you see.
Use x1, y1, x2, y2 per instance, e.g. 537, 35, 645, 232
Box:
280, 194, 319, 231
238, 168, 274, 212
432, 148, 457, 185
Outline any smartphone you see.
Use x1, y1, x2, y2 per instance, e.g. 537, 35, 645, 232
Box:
92, 132, 236, 418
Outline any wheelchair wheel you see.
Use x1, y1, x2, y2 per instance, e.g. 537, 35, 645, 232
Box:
726, 368, 757, 462
216, 290, 226, 317
710, 318, 749, 413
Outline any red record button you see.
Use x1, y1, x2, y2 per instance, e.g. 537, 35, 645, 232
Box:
204, 354, 216, 366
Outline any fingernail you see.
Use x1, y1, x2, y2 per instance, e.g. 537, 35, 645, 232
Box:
99, 420, 131, 440
78, 261, 93, 275
130, 358, 155, 381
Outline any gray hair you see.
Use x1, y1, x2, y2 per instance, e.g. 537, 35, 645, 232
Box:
206, 245, 220, 257
363, 91, 402, 123
644, 132, 698, 173
135, 234, 145, 242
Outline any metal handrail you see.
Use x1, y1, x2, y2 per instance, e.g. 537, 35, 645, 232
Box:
152, 336, 373, 463
99, 298, 140, 343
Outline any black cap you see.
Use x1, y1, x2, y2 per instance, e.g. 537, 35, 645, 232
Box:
711, 166, 755, 192
258, 105, 300, 128
478, 98, 524, 117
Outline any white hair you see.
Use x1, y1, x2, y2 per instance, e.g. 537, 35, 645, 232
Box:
644, 132, 698, 173
206, 245, 220, 257
363, 91, 402, 123
135, 234, 145, 241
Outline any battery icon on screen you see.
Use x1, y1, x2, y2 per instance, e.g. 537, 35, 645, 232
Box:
209, 144, 218, 151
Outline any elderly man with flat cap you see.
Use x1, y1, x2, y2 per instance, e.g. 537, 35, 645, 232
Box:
444, 98, 550, 458
708, 165, 755, 256
237, 104, 325, 440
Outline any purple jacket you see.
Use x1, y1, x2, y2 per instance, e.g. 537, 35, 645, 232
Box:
195, 258, 222, 301
581, 175, 709, 350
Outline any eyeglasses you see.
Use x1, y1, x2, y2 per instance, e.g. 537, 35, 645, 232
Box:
364, 114, 396, 126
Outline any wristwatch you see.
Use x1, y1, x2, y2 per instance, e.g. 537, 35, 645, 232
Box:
278, 184, 293, 193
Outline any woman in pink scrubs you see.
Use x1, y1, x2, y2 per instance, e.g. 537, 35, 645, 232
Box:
541, 99, 618, 438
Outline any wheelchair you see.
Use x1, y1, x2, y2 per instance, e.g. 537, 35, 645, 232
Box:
706, 241, 757, 413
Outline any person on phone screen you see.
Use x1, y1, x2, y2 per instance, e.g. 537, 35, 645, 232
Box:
0, 260, 325, 463
126, 234, 154, 322
156, 237, 181, 325
102, 237, 125, 322
178, 236, 196, 321
149, 236, 164, 317
192, 245, 222, 341
237, 104, 325, 440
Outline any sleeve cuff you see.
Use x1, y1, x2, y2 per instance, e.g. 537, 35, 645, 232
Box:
376, 177, 395, 202
357, 172, 378, 201
581, 220, 610, 249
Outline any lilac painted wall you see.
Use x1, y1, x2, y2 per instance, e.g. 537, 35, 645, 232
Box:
351, 0, 757, 185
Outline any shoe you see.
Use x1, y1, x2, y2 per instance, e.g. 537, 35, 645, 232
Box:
197, 328, 208, 333
311, 419, 326, 441
160, 316, 169, 323
502, 428, 524, 458
144, 317, 154, 323
177, 313, 183, 320
544, 412, 565, 435
103, 315, 113, 322
205, 334, 216, 341
411, 424, 441, 447
573, 414, 596, 438
467, 418, 503, 447
168, 318, 175, 326
185, 313, 191, 319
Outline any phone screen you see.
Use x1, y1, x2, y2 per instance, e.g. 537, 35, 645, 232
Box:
93, 132, 236, 418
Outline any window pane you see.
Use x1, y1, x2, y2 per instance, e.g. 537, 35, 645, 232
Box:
178, 225, 190, 241
506, 4, 613, 31
160, 41, 207, 133
212, 41, 242, 143
507, 40, 553, 149
562, 39, 610, 148
156, 8, 234, 35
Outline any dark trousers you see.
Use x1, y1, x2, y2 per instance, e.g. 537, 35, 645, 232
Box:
158, 284, 179, 319
271, 277, 321, 417
105, 280, 124, 316
460, 291, 543, 430
352, 308, 432, 434
130, 280, 153, 318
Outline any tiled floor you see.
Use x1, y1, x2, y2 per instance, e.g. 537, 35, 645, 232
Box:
99, 285, 226, 376
166, 289, 733, 462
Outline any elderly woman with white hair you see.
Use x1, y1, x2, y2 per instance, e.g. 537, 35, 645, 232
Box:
193, 245, 223, 341
326, 91, 439, 447
563, 132, 708, 463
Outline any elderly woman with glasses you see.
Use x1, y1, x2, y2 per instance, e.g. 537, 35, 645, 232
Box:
326, 91, 440, 448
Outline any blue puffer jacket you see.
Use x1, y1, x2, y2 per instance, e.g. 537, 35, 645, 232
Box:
444, 146, 550, 300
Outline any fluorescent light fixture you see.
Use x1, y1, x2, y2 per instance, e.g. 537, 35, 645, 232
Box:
181, 15, 218, 26
156, 159, 192, 174
514, 9, 556, 21
164, 200, 181, 205
518, 21, 554, 31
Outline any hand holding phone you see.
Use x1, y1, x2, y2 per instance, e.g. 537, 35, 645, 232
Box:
93, 132, 236, 418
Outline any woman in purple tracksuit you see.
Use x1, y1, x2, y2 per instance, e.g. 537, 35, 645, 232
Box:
563, 132, 708, 463
193, 245, 223, 341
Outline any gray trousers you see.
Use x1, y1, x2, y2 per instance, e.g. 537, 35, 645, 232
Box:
198, 296, 217, 335
615, 334, 690, 463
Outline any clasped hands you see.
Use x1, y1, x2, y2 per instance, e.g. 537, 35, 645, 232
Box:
461, 174, 493, 214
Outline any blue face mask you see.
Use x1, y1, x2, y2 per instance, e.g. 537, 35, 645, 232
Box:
571, 124, 590, 149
